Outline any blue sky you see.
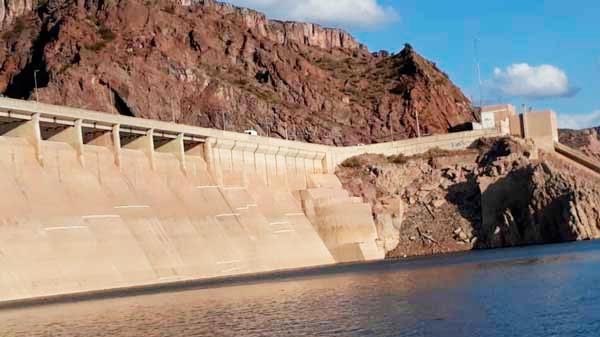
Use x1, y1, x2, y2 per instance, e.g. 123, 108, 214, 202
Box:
225, 0, 600, 129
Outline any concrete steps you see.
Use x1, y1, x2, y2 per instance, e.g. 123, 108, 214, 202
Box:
299, 174, 385, 263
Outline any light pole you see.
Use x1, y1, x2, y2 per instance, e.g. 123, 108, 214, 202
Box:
474, 37, 483, 107
33, 70, 40, 102
390, 111, 394, 142
222, 110, 226, 131
170, 98, 175, 122
108, 88, 116, 114
415, 108, 421, 138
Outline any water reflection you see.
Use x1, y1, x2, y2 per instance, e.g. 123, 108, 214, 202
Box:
2, 241, 600, 337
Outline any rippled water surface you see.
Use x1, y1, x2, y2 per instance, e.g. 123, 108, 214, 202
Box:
3, 241, 600, 337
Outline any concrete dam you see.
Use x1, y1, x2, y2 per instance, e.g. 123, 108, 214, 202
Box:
0, 98, 501, 303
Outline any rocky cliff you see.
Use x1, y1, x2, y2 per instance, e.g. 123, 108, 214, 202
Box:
337, 137, 600, 258
0, 0, 477, 145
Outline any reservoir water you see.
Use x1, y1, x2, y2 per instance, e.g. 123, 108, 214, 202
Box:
2, 241, 600, 337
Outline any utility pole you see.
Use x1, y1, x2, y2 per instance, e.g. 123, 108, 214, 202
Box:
170, 98, 175, 122
390, 111, 394, 142
33, 70, 40, 102
107, 87, 115, 114
474, 37, 483, 107
415, 108, 421, 138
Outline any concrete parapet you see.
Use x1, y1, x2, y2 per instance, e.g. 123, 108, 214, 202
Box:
155, 133, 186, 173
122, 128, 156, 170
3, 112, 43, 165
47, 119, 85, 167
331, 129, 501, 167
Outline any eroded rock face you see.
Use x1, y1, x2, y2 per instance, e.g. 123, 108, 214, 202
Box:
337, 137, 600, 258
478, 152, 600, 248
180, 0, 364, 51
0, 0, 477, 146
336, 150, 483, 257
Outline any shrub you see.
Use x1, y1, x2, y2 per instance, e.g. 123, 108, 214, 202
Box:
420, 147, 453, 160
2, 17, 26, 40
163, 5, 176, 14
387, 154, 408, 165
99, 26, 116, 41
341, 157, 363, 168
85, 41, 107, 51
84, 25, 116, 51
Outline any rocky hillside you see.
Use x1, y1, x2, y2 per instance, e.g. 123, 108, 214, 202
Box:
337, 137, 600, 258
559, 127, 600, 161
0, 0, 477, 145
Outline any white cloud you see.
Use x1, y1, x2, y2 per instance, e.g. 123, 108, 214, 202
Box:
557, 111, 600, 130
489, 63, 579, 99
224, 0, 398, 29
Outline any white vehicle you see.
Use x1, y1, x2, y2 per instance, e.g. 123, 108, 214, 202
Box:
244, 129, 258, 136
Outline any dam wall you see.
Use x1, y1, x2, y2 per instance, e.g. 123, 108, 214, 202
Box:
0, 98, 503, 302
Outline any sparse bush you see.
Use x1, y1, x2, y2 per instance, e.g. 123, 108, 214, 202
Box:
341, 157, 363, 168
387, 154, 408, 165
163, 5, 176, 14
37, 0, 49, 9
420, 147, 453, 160
254, 89, 281, 104
85, 41, 107, 51
2, 17, 26, 40
84, 25, 116, 51
56, 63, 72, 76
99, 26, 116, 41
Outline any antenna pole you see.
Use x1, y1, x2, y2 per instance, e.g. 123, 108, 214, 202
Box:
33, 70, 40, 103
474, 37, 483, 107
415, 108, 421, 138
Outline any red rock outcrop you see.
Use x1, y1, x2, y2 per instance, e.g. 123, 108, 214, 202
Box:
179, 0, 365, 51
0, 0, 477, 145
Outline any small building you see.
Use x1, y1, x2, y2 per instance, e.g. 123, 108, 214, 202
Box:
476, 104, 558, 151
